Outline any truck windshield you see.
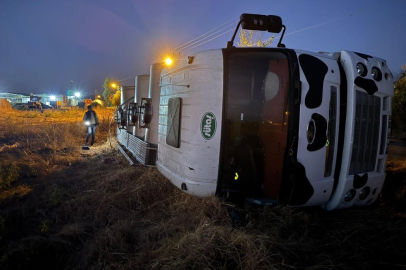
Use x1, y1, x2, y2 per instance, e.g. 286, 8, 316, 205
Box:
221, 51, 290, 199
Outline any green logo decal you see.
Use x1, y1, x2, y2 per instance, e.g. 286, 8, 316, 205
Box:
201, 112, 217, 140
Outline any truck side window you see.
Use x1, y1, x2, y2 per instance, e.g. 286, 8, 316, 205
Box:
166, 97, 182, 148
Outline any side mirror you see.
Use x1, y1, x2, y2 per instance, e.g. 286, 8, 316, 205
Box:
115, 107, 127, 129
227, 13, 286, 48
240, 13, 282, 33
139, 98, 152, 128
127, 102, 139, 125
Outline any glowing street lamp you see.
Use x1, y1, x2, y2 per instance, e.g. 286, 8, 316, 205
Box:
111, 83, 117, 88
50, 95, 56, 101
74, 92, 81, 98
165, 57, 173, 66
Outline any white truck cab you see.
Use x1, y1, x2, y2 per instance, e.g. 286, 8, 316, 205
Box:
117, 13, 394, 210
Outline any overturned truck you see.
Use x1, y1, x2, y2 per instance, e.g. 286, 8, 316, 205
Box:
116, 13, 394, 210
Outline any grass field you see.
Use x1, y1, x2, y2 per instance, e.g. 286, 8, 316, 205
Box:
0, 108, 405, 270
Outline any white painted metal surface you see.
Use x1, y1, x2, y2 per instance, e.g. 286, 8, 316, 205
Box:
326, 51, 394, 210
120, 86, 134, 106
145, 63, 165, 145
295, 51, 341, 206
156, 50, 223, 196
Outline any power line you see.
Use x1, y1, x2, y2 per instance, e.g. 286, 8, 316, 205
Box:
274, 13, 357, 40
117, 12, 360, 82
174, 16, 239, 50
181, 28, 235, 52
181, 13, 357, 52
118, 73, 136, 83
116, 17, 239, 82
178, 23, 237, 52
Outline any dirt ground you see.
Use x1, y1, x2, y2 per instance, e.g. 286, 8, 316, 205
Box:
0, 109, 406, 270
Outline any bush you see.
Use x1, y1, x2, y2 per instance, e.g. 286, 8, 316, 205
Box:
0, 99, 12, 111
111, 90, 121, 106
0, 163, 20, 189
393, 65, 406, 136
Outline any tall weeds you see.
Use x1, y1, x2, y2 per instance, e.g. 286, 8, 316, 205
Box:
0, 108, 406, 270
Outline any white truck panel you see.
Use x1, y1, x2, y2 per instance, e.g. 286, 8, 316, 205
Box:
326, 51, 394, 210
156, 50, 223, 196
295, 51, 341, 206
146, 63, 165, 145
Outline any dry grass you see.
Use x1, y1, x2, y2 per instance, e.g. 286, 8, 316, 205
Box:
0, 99, 12, 111
0, 107, 114, 198
0, 108, 406, 270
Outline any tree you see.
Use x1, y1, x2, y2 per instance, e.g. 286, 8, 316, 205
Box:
237, 28, 275, 47
392, 65, 406, 136
111, 90, 121, 106
102, 77, 114, 106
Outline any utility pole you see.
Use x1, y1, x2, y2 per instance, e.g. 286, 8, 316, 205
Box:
68, 80, 73, 106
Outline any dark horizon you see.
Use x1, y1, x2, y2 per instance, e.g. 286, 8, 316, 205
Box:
1, 0, 406, 95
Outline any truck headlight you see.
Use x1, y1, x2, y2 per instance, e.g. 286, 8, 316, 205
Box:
344, 189, 356, 203
359, 186, 370, 200
356, 63, 367, 77
371, 67, 382, 81
307, 119, 316, 144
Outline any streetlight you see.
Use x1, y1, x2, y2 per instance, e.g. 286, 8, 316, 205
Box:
75, 92, 81, 98
165, 57, 173, 66
50, 95, 56, 101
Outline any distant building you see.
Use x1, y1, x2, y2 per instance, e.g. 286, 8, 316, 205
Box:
0, 92, 30, 103
0, 92, 68, 107
33, 94, 67, 106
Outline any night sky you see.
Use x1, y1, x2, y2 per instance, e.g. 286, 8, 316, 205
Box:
1, 0, 406, 95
